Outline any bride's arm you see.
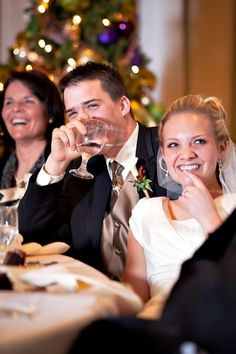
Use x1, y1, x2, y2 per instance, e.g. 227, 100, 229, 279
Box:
123, 229, 150, 303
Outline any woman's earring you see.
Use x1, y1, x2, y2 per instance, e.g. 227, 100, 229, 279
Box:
160, 158, 169, 177
218, 158, 223, 171
49, 118, 54, 124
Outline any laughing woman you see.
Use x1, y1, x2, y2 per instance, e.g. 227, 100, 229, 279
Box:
0, 70, 64, 204
124, 94, 236, 318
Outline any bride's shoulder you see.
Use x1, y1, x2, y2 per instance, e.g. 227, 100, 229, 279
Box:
215, 193, 236, 214
134, 196, 165, 207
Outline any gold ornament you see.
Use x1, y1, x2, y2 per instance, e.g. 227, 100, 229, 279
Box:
131, 100, 159, 128
76, 46, 103, 65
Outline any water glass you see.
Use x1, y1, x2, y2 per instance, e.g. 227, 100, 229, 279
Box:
0, 205, 19, 264
69, 119, 108, 179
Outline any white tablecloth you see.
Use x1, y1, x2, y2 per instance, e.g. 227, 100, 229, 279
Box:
0, 254, 143, 354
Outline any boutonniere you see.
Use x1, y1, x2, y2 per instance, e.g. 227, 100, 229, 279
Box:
133, 165, 153, 198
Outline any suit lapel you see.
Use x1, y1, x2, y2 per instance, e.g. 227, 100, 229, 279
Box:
135, 124, 159, 198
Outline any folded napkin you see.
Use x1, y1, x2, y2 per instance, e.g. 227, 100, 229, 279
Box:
21, 242, 70, 256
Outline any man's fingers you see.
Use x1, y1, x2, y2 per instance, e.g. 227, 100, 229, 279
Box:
53, 126, 77, 150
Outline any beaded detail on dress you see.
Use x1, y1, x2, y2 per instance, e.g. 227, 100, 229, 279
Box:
170, 218, 204, 244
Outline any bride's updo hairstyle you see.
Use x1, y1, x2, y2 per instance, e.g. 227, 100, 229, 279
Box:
158, 94, 229, 147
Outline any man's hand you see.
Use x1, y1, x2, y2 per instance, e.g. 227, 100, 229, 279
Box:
44, 119, 87, 176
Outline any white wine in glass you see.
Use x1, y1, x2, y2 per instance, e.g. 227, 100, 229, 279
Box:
69, 119, 108, 179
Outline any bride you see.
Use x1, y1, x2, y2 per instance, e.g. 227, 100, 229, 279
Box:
124, 94, 236, 318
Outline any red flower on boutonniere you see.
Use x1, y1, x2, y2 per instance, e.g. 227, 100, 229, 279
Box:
133, 165, 153, 198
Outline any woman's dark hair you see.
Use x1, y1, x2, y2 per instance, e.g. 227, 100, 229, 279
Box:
0, 69, 65, 148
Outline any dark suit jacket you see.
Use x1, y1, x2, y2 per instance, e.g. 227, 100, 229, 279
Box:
18, 123, 168, 273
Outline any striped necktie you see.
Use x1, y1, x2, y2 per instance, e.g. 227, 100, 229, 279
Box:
110, 160, 124, 197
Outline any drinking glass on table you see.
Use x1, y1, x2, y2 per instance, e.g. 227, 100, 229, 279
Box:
0, 205, 19, 264
69, 119, 108, 179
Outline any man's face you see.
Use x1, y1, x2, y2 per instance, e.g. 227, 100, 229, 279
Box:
64, 79, 129, 157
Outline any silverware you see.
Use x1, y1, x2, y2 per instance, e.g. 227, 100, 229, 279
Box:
25, 261, 58, 267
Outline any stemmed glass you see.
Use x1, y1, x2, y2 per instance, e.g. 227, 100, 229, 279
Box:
69, 119, 108, 179
0, 205, 19, 264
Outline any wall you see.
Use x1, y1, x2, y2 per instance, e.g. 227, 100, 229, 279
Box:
138, 0, 236, 139
187, 0, 235, 137
0, 0, 26, 63
138, 0, 185, 106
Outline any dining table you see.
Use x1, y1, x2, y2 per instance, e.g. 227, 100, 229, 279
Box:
0, 249, 143, 354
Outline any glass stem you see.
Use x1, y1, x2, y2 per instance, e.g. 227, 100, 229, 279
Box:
79, 158, 88, 173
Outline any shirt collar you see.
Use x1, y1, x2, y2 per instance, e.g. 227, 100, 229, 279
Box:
106, 123, 139, 178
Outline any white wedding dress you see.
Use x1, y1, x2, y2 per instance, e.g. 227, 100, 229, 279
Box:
129, 194, 236, 318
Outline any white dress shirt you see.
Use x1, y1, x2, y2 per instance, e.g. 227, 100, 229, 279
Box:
106, 123, 139, 181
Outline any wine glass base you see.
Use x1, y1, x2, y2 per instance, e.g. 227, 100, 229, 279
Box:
69, 168, 94, 179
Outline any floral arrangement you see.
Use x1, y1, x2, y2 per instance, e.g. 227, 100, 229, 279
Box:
133, 165, 153, 198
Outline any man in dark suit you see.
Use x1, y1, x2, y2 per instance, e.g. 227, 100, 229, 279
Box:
18, 61, 169, 280
68, 208, 236, 354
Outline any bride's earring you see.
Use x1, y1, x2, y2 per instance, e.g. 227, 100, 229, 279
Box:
160, 158, 169, 177
218, 158, 223, 172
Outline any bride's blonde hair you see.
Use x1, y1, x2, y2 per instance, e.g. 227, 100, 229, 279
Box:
159, 94, 229, 146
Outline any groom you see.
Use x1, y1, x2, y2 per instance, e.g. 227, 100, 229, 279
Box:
68, 207, 236, 354
18, 61, 172, 281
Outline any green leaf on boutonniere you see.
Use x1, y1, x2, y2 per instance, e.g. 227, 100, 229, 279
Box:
133, 165, 153, 195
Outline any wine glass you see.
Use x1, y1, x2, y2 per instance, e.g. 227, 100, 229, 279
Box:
69, 119, 108, 179
0, 205, 19, 264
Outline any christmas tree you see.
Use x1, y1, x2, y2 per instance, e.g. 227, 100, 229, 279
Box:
0, 0, 164, 126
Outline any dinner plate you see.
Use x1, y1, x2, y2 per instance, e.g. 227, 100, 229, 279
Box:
71, 273, 143, 305
19, 264, 143, 311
